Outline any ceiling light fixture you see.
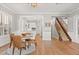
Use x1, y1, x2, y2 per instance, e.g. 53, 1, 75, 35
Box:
31, 3, 37, 8
56, 3, 62, 5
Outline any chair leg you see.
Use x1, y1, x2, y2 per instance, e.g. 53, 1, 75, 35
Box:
20, 48, 22, 55
12, 47, 15, 55
9, 41, 12, 48
28, 41, 32, 48
25, 40, 26, 47
59, 35, 62, 41
28, 41, 30, 48
35, 42, 37, 48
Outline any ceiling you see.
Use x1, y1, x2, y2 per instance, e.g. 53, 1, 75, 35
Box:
0, 3, 79, 15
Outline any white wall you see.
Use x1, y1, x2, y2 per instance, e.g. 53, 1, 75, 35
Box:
42, 15, 51, 40
16, 15, 52, 40
73, 15, 79, 43
11, 15, 19, 32
69, 8, 79, 43
51, 17, 58, 38
68, 15, 76, 42
0, 5, 17, 47
68, 13, 79, 43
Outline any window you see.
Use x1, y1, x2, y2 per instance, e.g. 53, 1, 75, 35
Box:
2, 12, 9, 25
61, 16, 68, 24
0, 10, 12, 35
0, 14, 1, 24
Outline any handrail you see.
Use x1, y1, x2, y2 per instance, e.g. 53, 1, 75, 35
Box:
60, 18, 68, 30
55, 17, 72, 42
57, 17, 68, 32
55, 19, 63, 41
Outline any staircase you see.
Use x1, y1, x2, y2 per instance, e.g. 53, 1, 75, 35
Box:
55, 17, 72, 42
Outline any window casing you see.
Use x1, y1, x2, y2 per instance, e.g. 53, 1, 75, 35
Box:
0, 10, 12, 35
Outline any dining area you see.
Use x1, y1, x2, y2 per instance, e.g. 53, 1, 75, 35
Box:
4, 32, 41, 55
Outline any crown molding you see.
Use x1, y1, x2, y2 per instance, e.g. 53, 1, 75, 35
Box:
0, 4, 73, 16
0, 4, 16, 15
69, 7, 79, 15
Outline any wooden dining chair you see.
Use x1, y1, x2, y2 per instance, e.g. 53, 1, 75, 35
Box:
12, 35, 26, 55
21, 32, 31, 48
34, 34, 41, 47
28, 33, 41, 48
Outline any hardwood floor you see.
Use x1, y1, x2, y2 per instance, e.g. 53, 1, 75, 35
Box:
31, 39, 79, 55
0, 38, 79, 55
0, 44, 9, 54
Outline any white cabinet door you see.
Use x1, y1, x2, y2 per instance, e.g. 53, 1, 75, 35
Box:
42, 16, 51, 40
42, 32, 51, 40
0, 35, 10, 47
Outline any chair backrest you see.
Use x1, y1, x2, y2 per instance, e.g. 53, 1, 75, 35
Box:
35, 33, 40, 41
12, 35, 23, 48
22, 32, 31, 37
34, 33, 41, 46
10, 34, 15, 40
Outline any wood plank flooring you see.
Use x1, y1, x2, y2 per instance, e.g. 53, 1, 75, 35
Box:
31, 39, 79, 55
0, 39, 79, 55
